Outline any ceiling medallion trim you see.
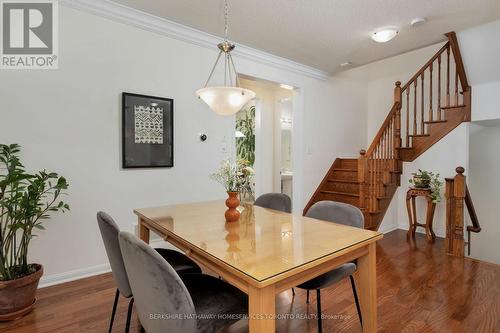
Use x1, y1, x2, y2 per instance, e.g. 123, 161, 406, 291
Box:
60, 0, 329, 81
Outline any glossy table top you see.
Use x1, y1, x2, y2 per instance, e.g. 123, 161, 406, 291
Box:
134, 200, 382, 282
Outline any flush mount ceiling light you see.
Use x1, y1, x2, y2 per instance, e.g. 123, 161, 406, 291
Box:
196, 0, 255, 116
410, 17, 426, 27
279, 84, 294, 90
371, 27, 399, 43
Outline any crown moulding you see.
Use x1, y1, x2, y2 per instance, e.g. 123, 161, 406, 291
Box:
60, 0, 329, 81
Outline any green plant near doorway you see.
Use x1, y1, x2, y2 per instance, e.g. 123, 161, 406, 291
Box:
236, 105, 255, 166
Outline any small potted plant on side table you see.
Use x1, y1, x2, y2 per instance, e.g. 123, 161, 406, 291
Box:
409, 169, 443, 203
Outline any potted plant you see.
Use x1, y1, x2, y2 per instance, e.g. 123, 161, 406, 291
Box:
210, 159, 253, 222
409, 169, 443, 203
0, 144, 69, 321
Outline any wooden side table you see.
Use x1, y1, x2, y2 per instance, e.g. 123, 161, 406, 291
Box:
406, 188, 436, 243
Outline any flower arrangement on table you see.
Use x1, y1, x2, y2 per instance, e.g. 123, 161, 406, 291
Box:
210, 159, 254, 222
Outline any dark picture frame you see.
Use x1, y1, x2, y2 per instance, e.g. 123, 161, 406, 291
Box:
122, 92, 174, 168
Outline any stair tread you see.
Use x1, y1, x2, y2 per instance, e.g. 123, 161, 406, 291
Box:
320, 190, 359, 197
327, 179, 359, 184
409, 134, 430, 137
424, 120, 447, 124
396, 147, 413, 150
333, 168, 357, 172
441, 104, 466, 110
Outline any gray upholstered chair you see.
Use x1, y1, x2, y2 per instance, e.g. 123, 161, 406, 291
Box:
97, 212, 201, 333
298, 201, 364, 333
254, 193, 292, 213
119, 231, 248, 333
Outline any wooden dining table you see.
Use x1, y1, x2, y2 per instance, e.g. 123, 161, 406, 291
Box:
134, 200, 382, 333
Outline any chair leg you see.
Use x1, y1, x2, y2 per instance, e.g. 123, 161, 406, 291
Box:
292, 288, 295, 296
108, 288, 120, 333
349, 275, 363, 327
316, 289, 322, 333
125, 298, 134, 333
306, 290, 310, 303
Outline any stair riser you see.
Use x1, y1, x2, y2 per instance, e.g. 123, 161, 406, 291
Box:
332, 170, 358, 181
338, 159, 358, 169
318, 193, 360, 206
324, 182, 359, 194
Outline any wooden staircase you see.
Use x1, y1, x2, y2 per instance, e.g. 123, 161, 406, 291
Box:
304, 32, 471, 230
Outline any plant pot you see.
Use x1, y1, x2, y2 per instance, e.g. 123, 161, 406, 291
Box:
0, 264, 43, 321
412, 175, 430, 188
225, 192, 241, 222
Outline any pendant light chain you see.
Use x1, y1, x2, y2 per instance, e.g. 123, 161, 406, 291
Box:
224, 0, 229, 41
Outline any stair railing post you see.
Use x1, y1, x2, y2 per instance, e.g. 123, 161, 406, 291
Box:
358, 149, 367, 210
445, 166, 466, 257
393, 81, 402, 172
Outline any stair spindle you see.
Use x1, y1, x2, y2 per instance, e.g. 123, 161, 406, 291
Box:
446, 44, 450, 106
406, 88, 410, 147
413, 80, 417, 136
421, 72, 425, 134
438, 54, 442, 120
455, 64, 459, 106
429, 62, 433, 122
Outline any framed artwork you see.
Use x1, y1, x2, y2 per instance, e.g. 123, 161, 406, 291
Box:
122, 92, 174, 168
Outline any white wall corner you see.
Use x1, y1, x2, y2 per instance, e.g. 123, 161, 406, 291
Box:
60, 0, 329, 81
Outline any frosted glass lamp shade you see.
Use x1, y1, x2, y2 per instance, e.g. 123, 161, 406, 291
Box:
196, 86, 255, 116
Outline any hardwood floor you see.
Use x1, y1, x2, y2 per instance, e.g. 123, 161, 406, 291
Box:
0, 230, 498, 333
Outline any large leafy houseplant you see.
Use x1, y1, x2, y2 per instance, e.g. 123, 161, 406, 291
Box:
0, 144, 69, 319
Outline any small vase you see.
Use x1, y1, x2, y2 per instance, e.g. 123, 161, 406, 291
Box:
225, 192, 241, 222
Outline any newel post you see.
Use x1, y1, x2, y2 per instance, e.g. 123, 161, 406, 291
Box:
358, 149, 367, 209
445, 166, 466, 257
393, 81, 402, 170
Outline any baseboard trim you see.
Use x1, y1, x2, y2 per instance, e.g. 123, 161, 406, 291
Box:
39, 263, 111, 289
38, 239, 172, 289
379, 224, 400, 234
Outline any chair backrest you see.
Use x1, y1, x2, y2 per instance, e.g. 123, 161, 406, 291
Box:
96, 212, 132, 297
119, 231, 197, 333
305, 201, 364, 228
254, 193, 292, 213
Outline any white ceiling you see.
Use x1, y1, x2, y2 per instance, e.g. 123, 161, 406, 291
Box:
112, 0, 500, 74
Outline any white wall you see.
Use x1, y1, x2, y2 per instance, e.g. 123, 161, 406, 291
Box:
459, 20, 500, 122
468, 123, 500, 264
301, 69, 369, 211
0, 5, 363, 286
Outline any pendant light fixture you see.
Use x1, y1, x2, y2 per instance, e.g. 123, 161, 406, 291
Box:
196, 0, 255, 116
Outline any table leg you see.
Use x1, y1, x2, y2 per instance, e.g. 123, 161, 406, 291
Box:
425, 199, 437, 243
357, 243, 377, 333
248, 284, 275, 333
138, 218, 150, 244
406, 194, 415, 239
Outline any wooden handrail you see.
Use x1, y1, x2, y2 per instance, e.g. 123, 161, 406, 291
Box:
401, 43, 449, 92
366, 102, 400, 156
445, 31, 469, 90
465, 187, 481, 233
